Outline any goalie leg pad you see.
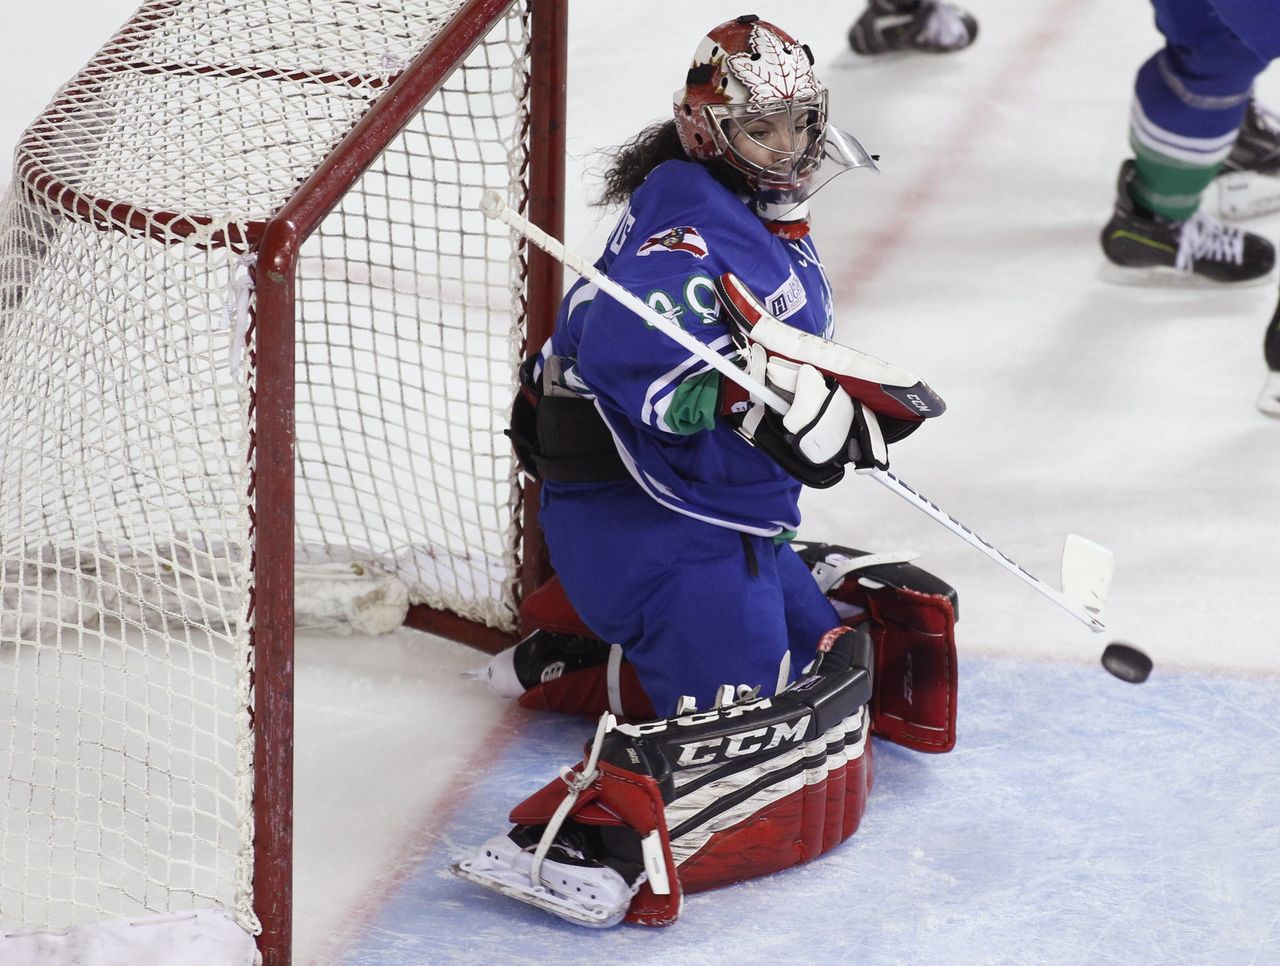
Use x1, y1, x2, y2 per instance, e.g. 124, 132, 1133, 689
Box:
454, 714, 683, 929
619, 635, 871, 893
488, 636, 874, 925
503, 760, 684, 927
796, 542, 959, 753
517, 661, 657, 721
865, 584, 957, 752
508, 545, 955, 756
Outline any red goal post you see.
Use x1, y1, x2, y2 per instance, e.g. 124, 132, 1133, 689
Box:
0, 1, 564, 963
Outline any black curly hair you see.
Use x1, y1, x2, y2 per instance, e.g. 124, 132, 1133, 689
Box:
596, 119, 750, 207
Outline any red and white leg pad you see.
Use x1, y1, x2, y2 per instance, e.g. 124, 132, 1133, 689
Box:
796, 542, 958, 753
498, 575, 656, 720
454, 631, 875, 926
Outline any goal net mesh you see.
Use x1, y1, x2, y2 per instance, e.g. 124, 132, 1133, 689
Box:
0, 0, 530, 936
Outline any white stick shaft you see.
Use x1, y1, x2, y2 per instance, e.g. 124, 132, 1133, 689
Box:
864, 469, 1105, 632
480, 190, 1106, 633
480, 191, 789, 411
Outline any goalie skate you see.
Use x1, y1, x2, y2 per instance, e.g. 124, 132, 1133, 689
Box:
451, 829, 644, 928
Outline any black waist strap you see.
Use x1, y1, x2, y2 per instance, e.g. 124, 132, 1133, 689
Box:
535, 394, 629, 483
507, 383, 629, 483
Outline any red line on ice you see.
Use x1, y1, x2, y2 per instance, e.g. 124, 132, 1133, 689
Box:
837, 0, 1094, 300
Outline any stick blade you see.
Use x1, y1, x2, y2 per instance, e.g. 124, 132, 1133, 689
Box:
1061, 534, 1114, 622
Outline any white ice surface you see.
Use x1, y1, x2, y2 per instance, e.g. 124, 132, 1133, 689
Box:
3, 2, 1279, 964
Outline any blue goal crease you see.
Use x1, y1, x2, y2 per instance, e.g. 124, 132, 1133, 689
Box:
333, 658, 1280, 966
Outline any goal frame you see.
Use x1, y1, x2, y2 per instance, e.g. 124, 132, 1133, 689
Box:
2, 1, 563, 959
216, 1, 562, 961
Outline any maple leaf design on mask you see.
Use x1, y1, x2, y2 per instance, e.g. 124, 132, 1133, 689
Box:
726, 24, 820, 104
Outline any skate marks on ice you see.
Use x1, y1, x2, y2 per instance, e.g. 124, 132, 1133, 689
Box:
329, 658, 1280, 966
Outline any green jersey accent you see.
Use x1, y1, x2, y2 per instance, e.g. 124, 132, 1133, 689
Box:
666, 370, 721, 436
1130, 140, 1225, 221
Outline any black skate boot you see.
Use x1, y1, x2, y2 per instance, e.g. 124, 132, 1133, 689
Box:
1214, 100, 1280, 220
848, 0, 978, 55
1100, 160, 1275, 286
484, 628, 611, 697
1260, 294, 1280, 417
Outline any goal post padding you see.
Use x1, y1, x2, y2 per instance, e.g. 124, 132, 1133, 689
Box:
0, 1, 564, 962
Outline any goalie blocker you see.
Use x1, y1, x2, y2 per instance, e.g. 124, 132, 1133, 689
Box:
453, 626, 875, 927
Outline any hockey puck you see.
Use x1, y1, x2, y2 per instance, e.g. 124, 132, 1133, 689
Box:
1101, 642, 1152, 684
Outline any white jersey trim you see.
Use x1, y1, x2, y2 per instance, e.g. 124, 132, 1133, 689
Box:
595, 400, 793, 537
1130, 101, 1237, 166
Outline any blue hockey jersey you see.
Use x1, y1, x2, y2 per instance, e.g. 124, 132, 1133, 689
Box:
544, 159, 836, 536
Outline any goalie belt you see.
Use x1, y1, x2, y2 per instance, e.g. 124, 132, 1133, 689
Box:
506, 646, 874, 924
713, 272, 946, 429
507, 354, 629, 483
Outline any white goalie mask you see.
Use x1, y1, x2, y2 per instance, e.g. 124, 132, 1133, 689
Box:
673, 16, 876, 227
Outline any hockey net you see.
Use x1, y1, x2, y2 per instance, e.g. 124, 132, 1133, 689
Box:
0, 0, 561, 961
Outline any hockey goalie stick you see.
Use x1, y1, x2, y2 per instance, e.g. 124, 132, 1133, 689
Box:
480, 190, 1112, 632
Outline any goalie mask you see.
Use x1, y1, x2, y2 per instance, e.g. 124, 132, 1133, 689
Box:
673, 15, 876, 227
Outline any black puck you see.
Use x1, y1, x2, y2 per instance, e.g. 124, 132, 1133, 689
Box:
1101, 642, 1153, 684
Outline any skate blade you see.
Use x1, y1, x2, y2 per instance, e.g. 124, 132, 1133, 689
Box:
450, 859, 628, 929
1097, 260, 1277, 290
1257, 371, 1280, 418
1214, 172, 1280, 221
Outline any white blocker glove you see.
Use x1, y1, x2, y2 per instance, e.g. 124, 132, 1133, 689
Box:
736, 343, 889, 488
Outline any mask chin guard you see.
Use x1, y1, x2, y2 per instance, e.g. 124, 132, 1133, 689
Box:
749, 124, 879, 227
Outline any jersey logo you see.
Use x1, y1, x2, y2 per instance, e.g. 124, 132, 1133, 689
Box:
637, 226, 709, 258
764, 268, 807, 321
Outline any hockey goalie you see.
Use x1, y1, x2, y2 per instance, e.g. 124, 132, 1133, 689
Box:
452, 14, 959, 927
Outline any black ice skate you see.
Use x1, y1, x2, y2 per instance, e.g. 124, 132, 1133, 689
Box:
1260, 300, 1280, 417
848, 0, 978, 55
1100, 160, 1276, 286
1214, 100, 1280, 220
484, 628, 612, 698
